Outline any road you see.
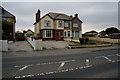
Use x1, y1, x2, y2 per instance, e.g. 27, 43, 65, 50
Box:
2, 48, 120, 78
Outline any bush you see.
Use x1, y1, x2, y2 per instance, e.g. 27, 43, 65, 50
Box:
79, 38, 85, 44
85, 38, 89, 44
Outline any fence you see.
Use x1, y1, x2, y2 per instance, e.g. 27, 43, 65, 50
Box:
27, 37, 42, 50
0, 40, 8, 51
88, 37, 120, 43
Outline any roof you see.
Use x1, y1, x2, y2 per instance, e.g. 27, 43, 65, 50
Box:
47, 12, 73, 20
25, 29, 34, 34
34, 12, 83, 25
1, 6, 16, 22
85, 30, 98, 34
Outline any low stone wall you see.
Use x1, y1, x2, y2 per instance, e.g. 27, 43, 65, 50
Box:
27, 37, 42, 50
64, 38, 79, 42
0, 40, 8, 51
88, 37, 120, 43
69, 44, 112, 49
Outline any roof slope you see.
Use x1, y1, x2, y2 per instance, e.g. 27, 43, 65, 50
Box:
47, 12, 73, 20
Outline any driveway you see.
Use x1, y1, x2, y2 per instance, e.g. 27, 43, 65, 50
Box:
42, 41, 75, 49
8, 41, 33, 52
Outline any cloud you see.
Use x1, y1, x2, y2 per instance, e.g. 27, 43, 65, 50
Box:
2, 2, 118, 33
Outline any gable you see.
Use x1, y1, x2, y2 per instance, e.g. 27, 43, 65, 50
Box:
72, 17, 83, 23
25, 30, 34, 34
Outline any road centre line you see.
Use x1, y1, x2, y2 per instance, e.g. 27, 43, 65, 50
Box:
14, 59, 76, 68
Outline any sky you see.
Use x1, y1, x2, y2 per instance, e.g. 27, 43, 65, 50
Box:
1, 2, 118, 33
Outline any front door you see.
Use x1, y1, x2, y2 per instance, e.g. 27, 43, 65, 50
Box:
56, 31, 60, 41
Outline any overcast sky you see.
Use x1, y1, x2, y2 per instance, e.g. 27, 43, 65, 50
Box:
1, 2, 118, 33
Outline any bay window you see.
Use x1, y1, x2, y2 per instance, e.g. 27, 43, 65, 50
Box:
43, 30, 53, 38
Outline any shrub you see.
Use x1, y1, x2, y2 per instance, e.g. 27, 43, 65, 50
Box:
85, 38, 89, 44
79, 38, 85, 44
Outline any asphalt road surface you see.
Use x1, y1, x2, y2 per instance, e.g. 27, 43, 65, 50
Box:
2, 49, 120, 79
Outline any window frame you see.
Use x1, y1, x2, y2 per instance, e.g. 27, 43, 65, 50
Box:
73, 22, 78, 27
44, 20, 51, 27
58, 20, 63, 27
64, 21, 68, 27
43, 30, 53, 38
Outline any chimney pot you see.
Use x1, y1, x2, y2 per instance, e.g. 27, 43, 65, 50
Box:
75, 13, 78, 18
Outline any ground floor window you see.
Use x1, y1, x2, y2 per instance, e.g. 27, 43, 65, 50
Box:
43, 30, 53, 38
68, 31, 70, 37
72, 31, 80, 38
64, 32, 66, 37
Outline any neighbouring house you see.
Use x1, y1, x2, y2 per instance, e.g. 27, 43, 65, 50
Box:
84, 30, 98, 37
98, 30, 106, 37
33, 10, 82, 41
1, 6, 16, 40
24, 29, 34, 37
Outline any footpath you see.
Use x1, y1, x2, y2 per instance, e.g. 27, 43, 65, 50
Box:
2, 43, 119, 58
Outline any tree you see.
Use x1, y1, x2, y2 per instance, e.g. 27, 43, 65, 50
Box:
2, 20, 14, 40
105, 27, 120, 35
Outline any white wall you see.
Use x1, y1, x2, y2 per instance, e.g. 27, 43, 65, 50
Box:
27, 37, 42, 50
0, 40, 8, 51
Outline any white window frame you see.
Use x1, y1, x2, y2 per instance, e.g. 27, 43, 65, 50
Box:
58, 20, 63, 27
43, 30, 53, 38
44, 20, 51, 27
64, 32, 67, 37
72, 31, 80, 37
73, 22, 78, 27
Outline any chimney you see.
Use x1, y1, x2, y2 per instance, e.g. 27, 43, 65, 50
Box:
37, 9, 40, 19
75, 13, 78, 18
35, 9, 41, 22
36, 12, 38, 22
70, 15, 73, 18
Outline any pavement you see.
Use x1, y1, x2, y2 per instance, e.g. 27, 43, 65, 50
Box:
42, 41, 74, 49
8, 41, 33, 52
2, 41, 119, 58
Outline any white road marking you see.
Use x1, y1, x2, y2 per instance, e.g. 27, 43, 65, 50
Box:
116, 54, 120, 56
19, 66, 29, 71
86, 59, 90, 66
59, 62, 65, 68
14, 59, 75, 68
95, 56, 105, 58
103, 56, 112, 62
14, 65, 93, 78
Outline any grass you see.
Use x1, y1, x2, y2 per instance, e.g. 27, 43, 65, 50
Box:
86, 41, 96, 44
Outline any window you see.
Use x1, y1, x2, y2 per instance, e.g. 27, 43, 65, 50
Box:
44, 20, 51, 27
72, 31, 80, 37
43, 30, 53, 38
73, 22, 78, 27
68, 31, 70, 37
64, 22, 68, 27
58, 21, 62, 27
64, 32, 66, 37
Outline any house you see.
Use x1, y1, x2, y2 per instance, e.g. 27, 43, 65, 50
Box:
24, 29, 34, 37
33, 10, 82, 41
1, 6, 16, 40
84, 30, 98, 37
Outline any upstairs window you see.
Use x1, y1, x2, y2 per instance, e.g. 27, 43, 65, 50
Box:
58, 21, 63, 27
64, 22, 68, 27
73, 22, 78, 27
44, 20, 51, 27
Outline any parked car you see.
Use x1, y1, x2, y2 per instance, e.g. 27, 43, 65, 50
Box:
15, 33, 25, 41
